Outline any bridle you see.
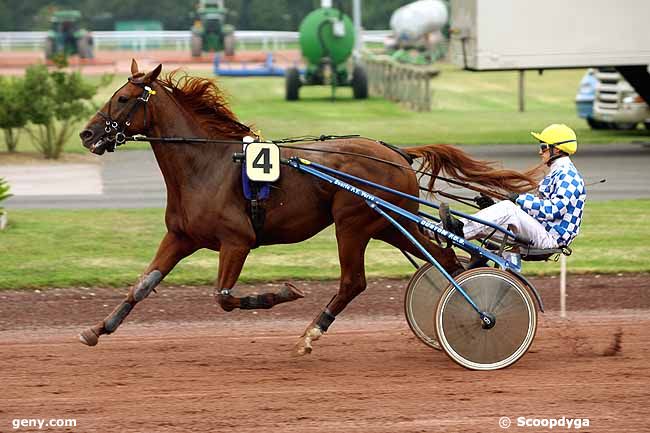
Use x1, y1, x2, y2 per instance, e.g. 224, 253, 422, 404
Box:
95, 77, 156, 152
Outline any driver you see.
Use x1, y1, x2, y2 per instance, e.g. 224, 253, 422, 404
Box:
438, 124, 586, 249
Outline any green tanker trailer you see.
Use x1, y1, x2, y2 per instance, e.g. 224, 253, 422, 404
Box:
285, 2, 367, 101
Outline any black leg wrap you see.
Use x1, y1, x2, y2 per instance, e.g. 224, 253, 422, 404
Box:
132, 270, 163, 302
104, 300, 133, 334
239, 294, 275, 310
316, 310, 336, 333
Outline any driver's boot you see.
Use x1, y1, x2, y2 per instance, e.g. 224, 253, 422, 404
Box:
439, 202, 465, 238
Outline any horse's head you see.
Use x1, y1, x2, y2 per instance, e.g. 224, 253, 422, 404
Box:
80, 60, 162, 155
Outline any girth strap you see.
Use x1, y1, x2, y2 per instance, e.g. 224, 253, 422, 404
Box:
241, 166, 269, 248
248, 196, 266, 248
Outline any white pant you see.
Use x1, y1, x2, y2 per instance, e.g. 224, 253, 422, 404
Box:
461, 200, 558, 249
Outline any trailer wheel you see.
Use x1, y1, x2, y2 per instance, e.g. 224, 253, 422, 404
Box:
285, 67, 301, 101
191, 34, 203, 58
351, 65, 368, 99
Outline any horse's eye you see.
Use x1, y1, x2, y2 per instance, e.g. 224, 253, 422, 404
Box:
118, 95, 129, 103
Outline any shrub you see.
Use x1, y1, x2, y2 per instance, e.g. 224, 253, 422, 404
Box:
23, 63, 111, 159
0, 177, 12, 212
0, 76, 29, 152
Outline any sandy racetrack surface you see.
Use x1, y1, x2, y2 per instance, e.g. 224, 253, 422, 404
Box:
1, 274, 649, 432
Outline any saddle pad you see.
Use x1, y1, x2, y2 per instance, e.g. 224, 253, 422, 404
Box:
242, 166, 271, 200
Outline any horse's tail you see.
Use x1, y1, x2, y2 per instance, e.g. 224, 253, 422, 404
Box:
404, 144, 543, 197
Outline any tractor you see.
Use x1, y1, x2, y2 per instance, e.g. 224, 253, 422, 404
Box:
191, 0, 235, 57
45, 10, 93, 60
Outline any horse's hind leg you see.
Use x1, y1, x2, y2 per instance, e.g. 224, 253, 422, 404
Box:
292, 219, 464, 356
293, 231, 370, 356
79, 232, 196, 346
215, 244, 304, 312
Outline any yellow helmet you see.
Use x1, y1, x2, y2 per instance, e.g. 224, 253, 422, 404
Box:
530, 124, 577, 155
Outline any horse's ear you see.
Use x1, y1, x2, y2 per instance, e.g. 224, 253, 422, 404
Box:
130, 59, 139, 76
144, 64, 163, 83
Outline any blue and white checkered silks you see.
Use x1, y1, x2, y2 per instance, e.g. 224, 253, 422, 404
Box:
516, 157, 586, 246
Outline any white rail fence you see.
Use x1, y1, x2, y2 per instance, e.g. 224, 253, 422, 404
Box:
0, 30, 390, 52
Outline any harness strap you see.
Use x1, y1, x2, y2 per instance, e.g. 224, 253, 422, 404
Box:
377, 140, 413, 164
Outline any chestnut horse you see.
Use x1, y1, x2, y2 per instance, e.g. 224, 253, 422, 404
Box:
78, 60, 538, 355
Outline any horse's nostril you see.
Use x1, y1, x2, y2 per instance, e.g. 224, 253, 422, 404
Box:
80, 129, 94, 141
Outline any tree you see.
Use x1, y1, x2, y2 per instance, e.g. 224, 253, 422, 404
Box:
0, 76, 29, 152
23, 63, 111, 159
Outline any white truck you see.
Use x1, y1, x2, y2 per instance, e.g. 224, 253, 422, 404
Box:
448, 0, 650, 128
591, 68, 650, 130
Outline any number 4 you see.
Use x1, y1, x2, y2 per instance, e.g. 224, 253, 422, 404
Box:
252, 148, 272, 173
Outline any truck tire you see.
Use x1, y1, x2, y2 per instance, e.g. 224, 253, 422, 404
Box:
285, 67, 301, 101
586, 117, 608, 130
191, 34, 203, 57
613, 122, 637, 130
352, 65, 368, 99
224, 33, 235, 57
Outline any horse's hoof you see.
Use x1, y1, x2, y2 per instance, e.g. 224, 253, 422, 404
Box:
278, 283, 305, 303
291, 340, 312, 357
79, 328, 99, 346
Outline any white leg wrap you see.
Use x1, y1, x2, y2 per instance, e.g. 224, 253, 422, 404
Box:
294, 326, 323, 356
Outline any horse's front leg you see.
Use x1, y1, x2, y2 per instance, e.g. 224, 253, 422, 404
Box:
79, 232, 196, 346
215, 244, 304, 311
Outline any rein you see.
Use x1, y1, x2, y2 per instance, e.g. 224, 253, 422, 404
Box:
121, 133, 500, 204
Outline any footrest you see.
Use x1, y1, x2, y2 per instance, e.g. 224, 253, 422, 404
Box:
518, 246, 572, 262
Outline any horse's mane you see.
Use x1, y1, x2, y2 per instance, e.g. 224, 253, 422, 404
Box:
156, 71, 252, 139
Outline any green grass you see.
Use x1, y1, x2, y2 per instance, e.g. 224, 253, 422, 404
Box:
1, 200, 648, 289
5, 63, 649, 157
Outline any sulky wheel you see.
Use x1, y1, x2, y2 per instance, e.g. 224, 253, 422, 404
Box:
434, 268, 537, 370
404, 256, 469, 350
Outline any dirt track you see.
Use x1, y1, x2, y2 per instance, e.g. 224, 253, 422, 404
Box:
1, 274, 649, 432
